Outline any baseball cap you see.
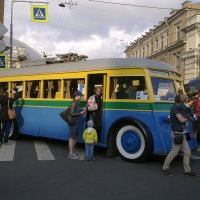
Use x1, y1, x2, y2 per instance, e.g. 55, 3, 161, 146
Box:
73, 90, 83, 97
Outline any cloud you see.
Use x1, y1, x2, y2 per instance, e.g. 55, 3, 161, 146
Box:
3, 0, 198, 59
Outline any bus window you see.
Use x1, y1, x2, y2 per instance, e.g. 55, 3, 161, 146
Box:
0, 82, 8, 93
11, 81, 23, 98
44, 80, 61, 99
64, 79, 85, 99
26, 81, 41, 98
151, 77, 176, 101
110, 76, 148, 100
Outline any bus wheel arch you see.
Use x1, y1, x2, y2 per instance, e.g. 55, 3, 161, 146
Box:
107, 117, 153, 162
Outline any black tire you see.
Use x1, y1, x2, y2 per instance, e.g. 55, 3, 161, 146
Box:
8, 120, 19, 140
115, 124, 152, 162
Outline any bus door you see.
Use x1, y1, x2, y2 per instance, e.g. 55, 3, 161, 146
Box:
87, 73, 106, 143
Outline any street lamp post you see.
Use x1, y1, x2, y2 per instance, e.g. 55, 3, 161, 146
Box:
10, 0, 49, 68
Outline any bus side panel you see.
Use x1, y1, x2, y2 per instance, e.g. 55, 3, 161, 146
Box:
103, 109, 197, 155
16, 106, 40, 136
16, 106, 86, 141
38, 107, 86, 141
103, 110, 172, 154
154, 111, 197, 153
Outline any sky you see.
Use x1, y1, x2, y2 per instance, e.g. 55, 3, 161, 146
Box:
3, 0, 200, 59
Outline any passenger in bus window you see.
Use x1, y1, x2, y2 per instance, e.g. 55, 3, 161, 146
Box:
0, 88, 19, 146
126, 85, 137, 99
116, 84, 127, 99
68, 90, 85, 160
86, 87, 102, 140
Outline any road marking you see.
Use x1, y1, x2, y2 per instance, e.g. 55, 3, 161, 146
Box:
191, 155, 200, 160
0, 141, 16, 161
34, 141, 55, 161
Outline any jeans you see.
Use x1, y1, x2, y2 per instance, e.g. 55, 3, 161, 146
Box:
85, 143, 94, 161
0, 121, 12, 143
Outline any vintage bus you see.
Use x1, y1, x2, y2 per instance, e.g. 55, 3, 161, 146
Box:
0, 58, 197, 162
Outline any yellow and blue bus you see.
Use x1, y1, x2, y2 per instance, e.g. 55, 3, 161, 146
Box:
0, 58, 197, 162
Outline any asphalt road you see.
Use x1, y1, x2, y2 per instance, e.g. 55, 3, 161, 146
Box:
0, 136, 200, 200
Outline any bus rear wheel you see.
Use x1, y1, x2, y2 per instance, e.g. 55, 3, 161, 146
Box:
116, 125, 151, 162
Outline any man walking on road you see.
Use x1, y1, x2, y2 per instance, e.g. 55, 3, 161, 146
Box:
161, 94, 199, 177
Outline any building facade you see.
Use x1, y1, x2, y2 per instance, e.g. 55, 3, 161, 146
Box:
124, 1, 200, 83
0, 0, 4, 23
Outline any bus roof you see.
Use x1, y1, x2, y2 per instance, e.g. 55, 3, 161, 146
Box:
0, 58, 178, 77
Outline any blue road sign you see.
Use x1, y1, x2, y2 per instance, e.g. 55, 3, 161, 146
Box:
0, 54, 6, 69
31, 5, 48, 23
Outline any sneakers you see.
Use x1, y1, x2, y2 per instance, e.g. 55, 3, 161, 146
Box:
185, 172, 199, 177
67, 153, 80, 160
161, 169, 174, 176
4, 141, 13, 145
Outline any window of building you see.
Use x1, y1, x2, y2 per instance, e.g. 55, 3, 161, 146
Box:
166, 33, 169, 47
177, 25, 181, 41
143, 47, 145, 58
151, 41, 153, 54
175, 80, 183, 95
64, 79, 85, 99
156, 39, 158, 51
110, 76, 148, 100
176, 56, 180, 71
161, 36, 164, 49
26, 81, 41, 98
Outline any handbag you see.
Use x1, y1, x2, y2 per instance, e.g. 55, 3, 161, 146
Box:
60, 107, 75, 125
173, 133, 184, 145
8, 100, 16, 120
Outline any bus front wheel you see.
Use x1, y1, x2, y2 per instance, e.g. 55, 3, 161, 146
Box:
116, 125, 151, 162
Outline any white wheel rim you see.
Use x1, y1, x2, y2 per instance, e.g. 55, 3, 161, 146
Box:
116, 125, 145, 159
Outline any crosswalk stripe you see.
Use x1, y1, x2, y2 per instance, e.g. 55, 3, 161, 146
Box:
0, 141, 16, 161
34, 141, 55, 161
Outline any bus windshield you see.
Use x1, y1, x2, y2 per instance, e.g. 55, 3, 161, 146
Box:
151, 77, 176, 101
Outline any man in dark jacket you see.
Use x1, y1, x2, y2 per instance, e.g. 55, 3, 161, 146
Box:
161, 94, 199, 177
0, 89, 19, 147
67, 90, 85, 159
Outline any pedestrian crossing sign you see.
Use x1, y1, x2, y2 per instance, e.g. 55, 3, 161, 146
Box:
0, 54, 8, 70
31, 5, 48, 23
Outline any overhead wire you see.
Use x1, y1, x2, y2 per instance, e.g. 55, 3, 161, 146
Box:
88, 0, 174, 10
